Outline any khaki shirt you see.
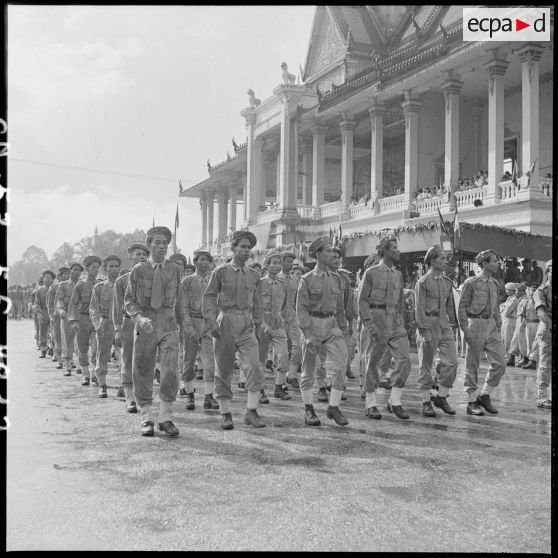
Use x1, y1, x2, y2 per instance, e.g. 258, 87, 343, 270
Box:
54, 280, 78, 314
68, 279, 95, 321
414, 271, 457, 330
260, 274, 287, 329
46, 282, 59, 316
277, 271, 298, 318
202, 263, 263, 326
517, 295, 538, 321
296, 267, 348, 333
90, 279, 115, 329
181, 271, 211, 329
112, 272, 130, 331
458, 273, 502, 329
34, 285, 48, 311
500, 295, 520, 319
534, 281, 552, 317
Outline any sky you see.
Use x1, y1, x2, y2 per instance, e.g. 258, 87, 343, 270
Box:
7, 5, 316, 264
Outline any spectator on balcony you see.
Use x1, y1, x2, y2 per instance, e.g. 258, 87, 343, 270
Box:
474, 170, 485, 188
457, 179, 464, 191
502, 171, 512, 181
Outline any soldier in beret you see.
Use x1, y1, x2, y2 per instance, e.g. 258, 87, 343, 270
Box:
55, 262, 83, 375
259, 252, 291, 401
202, 230, 267, 430
180, 249, 219, 411
112, 243, 149, 412
169, 253, 188, 279
458, 249, 507, 416
415, 245, 459, 417
296, 236, 349, 427
358, 235, 411, 420
533, 260, 552, 408
68, 256, 102, 384
184, 263, 196, 277
35, 270, 56, 358
278, 251, 302, 389
48, 267, 70, 369
500, 282, 520, 366
124, 226, 184, 437
90, 255, 121, 398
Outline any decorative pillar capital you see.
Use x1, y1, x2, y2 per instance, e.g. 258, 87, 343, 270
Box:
402, 97, 422, 129
339, 119, 357, 134
311, 123, 328, 136
442, 79, 463, 113
368, 104, 386, 119
484, 58, 509, 96
514, 43, 545, 63
241, 107, 257, 127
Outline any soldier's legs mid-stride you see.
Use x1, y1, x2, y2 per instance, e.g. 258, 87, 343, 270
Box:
536, 325, 551, 407
76, 314, 96, 380
95, 322, 115, 392
51, 313, 63, 368
258, 326, 290, 400
119, 317, 135, 405
60, 317, 76, 375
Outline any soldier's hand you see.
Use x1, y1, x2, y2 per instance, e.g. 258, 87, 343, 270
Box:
209, 322, 220, 339
114, 330, 123, 348
58, 310, 67, 319
138, 317, 154, 334
260, 322, 271, 335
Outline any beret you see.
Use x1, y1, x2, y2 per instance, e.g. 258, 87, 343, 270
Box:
83, 255, 102, 267
119, 268, 130, 276
364, 254, 381, 269
68, 262, 84, 272
146, 226, 172, 244
282, 252, 296, 260
546, 259, 552, 271
231, 230, 257, 248
424, 244, 444, 266
184, 263, 196, 272
193, 250, 213, 263
515, 282, 527, 290
264, 252, 283, 266
475, 249, 497, 265
376, 234, 397, 255
128, 243, 150, 256
58, 267, 70, 274
103, 255, 121, 266
169, 253, 188, 266
42, 270, 56, 278
504, 282, 517, 291
309, 236, 331, 258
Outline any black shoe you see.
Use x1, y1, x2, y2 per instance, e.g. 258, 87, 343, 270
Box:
304, 404, 321, 426
317, 387, 329, 402
346, 366, 356, 379
422, 401, 436, 417
126, 401, 138, 413
91, 376, 98, 385
71, 364, 77, 370
265, 359, 274, 370
155, 368, 160, 384
98, 385, 108, 398
505, 357, 515, 367
286, 377, 300, 389
179, 386, 187, 396
186, 393, 195, 410
282, 384, 289, 392
47, 347, 54, 357
237, 381, 246, 390
158, 421, 179, 437
360, 388, 366, 400
387, 402, 410, 419
467, 402, 484, 415
259, 389, 270, 404
196, 369, 204, 380
326, 405, 348, 426
517, 357, 529, 367
326, 383, 332, 392
221, 413, 234, 430
341, 391, 347, 401
522, 360, 537, 370
378, 378, 392, 390
204, 394, 219, 409
39, 349, 47, 358
76, 368, 82, 375
81, 377, 90, 386
365, 406, 382, 420
116, 386, 125, 398
63, 370, 72, 377
274, 386, 291, 400
431, 394, 456, 415
52, 355, 57, 362
141, 420, 154, 437
244, 409, 265, 428
56, 363, 63, 370
477, 394, 498, 414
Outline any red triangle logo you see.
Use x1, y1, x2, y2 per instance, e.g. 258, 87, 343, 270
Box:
516, 18, 530, 31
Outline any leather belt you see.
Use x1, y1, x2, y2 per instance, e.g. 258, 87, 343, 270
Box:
425, 310, 440, 316
221, 308, 251, 315
467, 312, 491, 319
190, 313, 203, 319
527, 319, 540, 323
369, 304, 386, 309
310, 311, 334, 318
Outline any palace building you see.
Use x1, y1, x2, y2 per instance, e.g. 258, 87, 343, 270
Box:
180, 6, 553, 268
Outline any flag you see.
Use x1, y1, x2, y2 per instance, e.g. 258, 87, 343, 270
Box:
152, 216, 155, 227
453, 206, 461, 252
437, 207, 449, 247
525, 156, 539, 189
329, 227, 333, 242
175, 204, 180, 229
338, 223, 343, 246
332, 226, 338, 247
297, 241, 304, 263
511, 159, 518, 188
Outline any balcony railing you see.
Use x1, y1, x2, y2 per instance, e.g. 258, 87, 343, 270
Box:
539, 178, 553, 197
255, 207, 279, 224
413, 196, 443, 216
348, 202, 373, 218
297, 205, 315, 219
499, 180, 520, 202
320, 200, 340, 218
454, 186, 487, 209
378, 193, 405, 214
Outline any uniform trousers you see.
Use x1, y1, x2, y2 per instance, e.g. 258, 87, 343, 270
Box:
258, 325, 288, 384
95, 320, 115, 385
284, 316, 302, 379
50, 313, 62, 360
525, 322, 539, 361
132, 308, 179, 413
119, 317, 135, 390
213, 309, 264, 400
76, 313, 97, 372
300, 315, 347, 392
33, 309, 40, 345
60, 316, 76, 369
182, 316, 215, 387
417, 319, 458, 391
36, 308, 50, 349
501, 316, 516, 354
360, 309, 411, 394
463, 317, 506, 394
536, 324, 551, 401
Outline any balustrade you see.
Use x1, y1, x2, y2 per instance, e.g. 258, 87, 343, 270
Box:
255, 207, 279, 224
413, 196, 443, 216
297, 205, 315, 219
320, 201, 340, 218
499, 180, 520, 202
378, 193, 405, 214
454, 186, 487, 209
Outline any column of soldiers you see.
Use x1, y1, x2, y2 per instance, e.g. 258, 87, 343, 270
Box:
27, 225, 552, 439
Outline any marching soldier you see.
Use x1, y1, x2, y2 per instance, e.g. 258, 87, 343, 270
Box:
202, 230, 266, 430
69, 256, 102, 385
458, 249, 507, 416
125, 226, 184, 437
55, 263, 83, 376
90, 255, 121, 398
415, 245, 458, 417
259, 252, 291, 401
278, 252, 302, 389
296, 237, 349, 427
184, 263, 196, 278
31, 279, 42, 350
516, 284, 538, 370
48, 267, 69, 369
35, 271, 55, 358
501, 282, 520, 365
533, 260, 552, 409
358, 235, 411, 420
180, 249, 219, 410
169, 253, 188, 278
113, 243, 150, 413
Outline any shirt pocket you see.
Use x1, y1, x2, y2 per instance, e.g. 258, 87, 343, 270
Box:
164, 278, 177, 306
138, 278, 152, 299
370, 274, 387, 300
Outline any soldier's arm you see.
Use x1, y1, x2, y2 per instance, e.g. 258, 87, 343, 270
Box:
112, 278, 124, 331
202, 268, 220, 327
458, 280, 472, 331
492, 283, 502, 329
181, 279, 194, 331
89, 284, 102, 330
446, 282, 458, 327
124, 268, 142, 322
295, 277, 311, 335
68, 283, 80, 321
414, 279, 427, 331
534, 289, 552, 329
54, 284, 64, 312
252, 274, 263, 328
357, 270, 378, 334
174, 269, 184, 329
335, 277, 349, 334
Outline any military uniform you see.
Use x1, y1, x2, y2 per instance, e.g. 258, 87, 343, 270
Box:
47, 279, 62, 364
517, 293, 540, 364
500, 285, 519, 356
55, 278, 79, 372
533, 270, 551, 405
34, 284, 50, 354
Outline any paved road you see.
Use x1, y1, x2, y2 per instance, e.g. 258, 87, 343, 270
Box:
6, 319, 551, 552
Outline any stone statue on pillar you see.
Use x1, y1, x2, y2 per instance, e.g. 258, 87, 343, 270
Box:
207, 159, 212, 173
281, 62, 296, 85
247, 89, 261, 107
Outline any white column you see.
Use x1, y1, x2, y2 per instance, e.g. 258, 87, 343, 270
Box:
471, 102, 484, 172
516, 43, 545, 184
217, 188, 227, 243
206, 192, 214, 245
228, 184, 237, 234
201, 194, 208, 247
301, 140, 313, 206
312, 123, 327, 210
340, 118, 356, 209
442, 79, 463, 202
241, 109, 262, 225
369, 103, 385, 211
241, 168, 247, 224
275, 151, 281, 204
402, 92, 422, 204
484, 55, 509, 202
277, 93, 298, 218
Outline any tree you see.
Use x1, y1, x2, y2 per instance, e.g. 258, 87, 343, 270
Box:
50, 242, 76, 270
21, 245, 50, 284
